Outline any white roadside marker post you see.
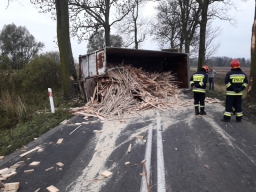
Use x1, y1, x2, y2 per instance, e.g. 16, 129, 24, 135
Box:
48, 88, 55, 113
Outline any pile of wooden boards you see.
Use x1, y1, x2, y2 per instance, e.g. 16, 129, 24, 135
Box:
70, 65, 179, 119
0, 162, 22, 192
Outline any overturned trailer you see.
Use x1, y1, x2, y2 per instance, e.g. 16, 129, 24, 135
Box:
79, 47, 189, 101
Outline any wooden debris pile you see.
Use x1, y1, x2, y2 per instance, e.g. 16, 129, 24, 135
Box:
70, 65, 180, 118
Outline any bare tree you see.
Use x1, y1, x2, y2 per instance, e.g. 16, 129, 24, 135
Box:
205, 22, 221, 61
31, 0, 134, 47
68, 0, 132, 47
151, 0, 201, 53
151, 0, 181, 50
195, 0, 236, 70
248, 0, 256, 100
115, 0, 149, 49
178, 0, 201, 53
190, 20, 221, 60
86, 29, 123, 53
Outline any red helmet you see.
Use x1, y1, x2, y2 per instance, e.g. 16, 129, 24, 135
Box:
202, 65, 209, 73
230, 59, 240, 69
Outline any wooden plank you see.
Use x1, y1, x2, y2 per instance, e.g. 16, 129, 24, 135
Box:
60, 119, 68, 125
45, 167, 54, 172
29, 161, 40, 167
75, 112, 105, 120
4, 182, 19, 191
135, 136, 143, 140
101, 170, 113, 178
46, 185, 60, 192
1, 168, 15, 176
0, 168, 8, 175
20, 146, 41, 157
56, 138, 63, 145
24, 169, 34, 174
10, 161, 24, 169
127, 144, 132, 153
2, 171, 17, 179
0, 176, 6, 181
56, 162, 64, 167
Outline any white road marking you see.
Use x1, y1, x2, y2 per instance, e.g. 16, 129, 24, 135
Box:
234, 144, 256, 165
69, 125, 81, 135
157, 111, 167, 192
140, 124, 153, 192
203, 116, 235, 148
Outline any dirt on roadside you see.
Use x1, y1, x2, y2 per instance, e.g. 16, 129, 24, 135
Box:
242, 98, 256, 125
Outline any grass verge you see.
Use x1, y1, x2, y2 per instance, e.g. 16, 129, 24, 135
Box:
0, 109, 73, 156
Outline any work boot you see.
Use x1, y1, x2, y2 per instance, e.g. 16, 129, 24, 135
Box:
195, 107, 199, 115
200, 108, 206, 115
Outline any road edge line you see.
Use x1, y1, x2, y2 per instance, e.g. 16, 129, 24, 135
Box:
140, 124, 153, 192
157, 111, 166, 192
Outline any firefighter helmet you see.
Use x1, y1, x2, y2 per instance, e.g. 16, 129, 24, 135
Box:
202, 65, 209, 73
230, 59, 240, 69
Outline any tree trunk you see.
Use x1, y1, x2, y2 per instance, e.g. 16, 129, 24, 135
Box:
55, 0, 77, 99
134, 21, 138, 49
134, 1, 139, 49
197, 1, 208, 71
248, 2, 256, 100
104, 0, 111, 46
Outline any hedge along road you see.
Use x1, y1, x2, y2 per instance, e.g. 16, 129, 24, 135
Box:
0, 93, 256, 192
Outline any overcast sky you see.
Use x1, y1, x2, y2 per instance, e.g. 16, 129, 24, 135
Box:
0, 0, 254, 61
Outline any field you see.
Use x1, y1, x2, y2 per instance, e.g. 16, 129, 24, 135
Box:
212, 67, 250, 78
190, 67, 250, 76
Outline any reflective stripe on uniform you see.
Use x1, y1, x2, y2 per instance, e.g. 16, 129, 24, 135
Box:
224, 111, 232, 117
226, 82, 231, 88
193, 88, 205, 93
190, 81, 194, 85
226, 91, 243, 96
194, 104, 199, 107
193, 74, 204, 82
230, 74, 245, 83
242, 83, 248, 87
236, 112, 243, 117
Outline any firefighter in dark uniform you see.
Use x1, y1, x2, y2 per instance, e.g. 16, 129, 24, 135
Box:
190, 65, 209, 115
222, 59, 248, 122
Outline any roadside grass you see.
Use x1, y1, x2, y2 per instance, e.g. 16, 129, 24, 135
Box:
0, 53, 85, 157
0, 90, 84, 156
0, 110, 72, 156
205, 77, 226, 102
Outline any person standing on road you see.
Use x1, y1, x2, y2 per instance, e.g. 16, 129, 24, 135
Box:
190, 65, 209, 115
221, 59, 248, 122
208, 66, 217, 90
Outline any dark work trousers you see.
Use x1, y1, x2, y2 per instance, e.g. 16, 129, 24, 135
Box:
209, 78, 214, 90
224, 95, 243, 121
194, 92, 205, 110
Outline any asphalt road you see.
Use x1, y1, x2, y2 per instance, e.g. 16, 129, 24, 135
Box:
1, 93, 256, 192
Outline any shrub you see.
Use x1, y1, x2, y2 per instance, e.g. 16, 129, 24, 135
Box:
18, 51, 62, 93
